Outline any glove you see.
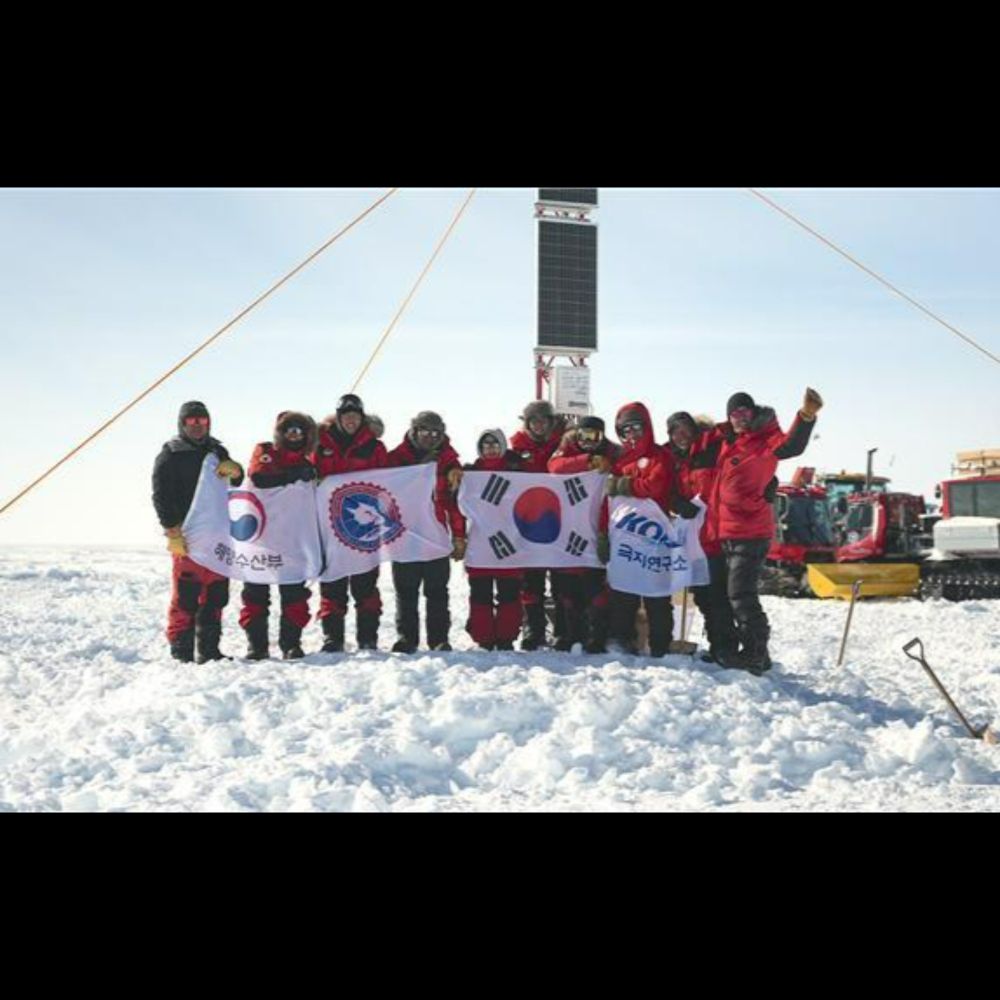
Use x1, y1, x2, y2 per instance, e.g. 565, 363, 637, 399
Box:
447, 467, 464, 492
596, 533, 610, 564
673, 496, 699, 519
799, 387, 824, 421
616, 476, 633, 497
589, 454, 612, 474
763, 476, 779, 503
164, 526, 187, 557
295, 464, 317, 483
451, 537, 467, 561
216, 459, 243, 482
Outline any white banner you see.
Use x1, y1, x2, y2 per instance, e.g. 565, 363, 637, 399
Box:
458, 470, 605, 570
607, 496, 709, 597
184, 454, 324, 584
316, 465, 452, 581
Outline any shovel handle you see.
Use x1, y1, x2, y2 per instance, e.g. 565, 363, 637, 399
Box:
902, 637, 924, 661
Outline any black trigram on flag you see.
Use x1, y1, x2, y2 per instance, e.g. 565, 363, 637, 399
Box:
489, 531, 517, 560
481, 474, 512, 506
565, 531, 589, 557
563, 476, 588, 506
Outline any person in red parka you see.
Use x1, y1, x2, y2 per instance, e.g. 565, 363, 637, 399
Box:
509, 399, 567, 650
710, 388, 823, 674
548, 415, 620, 652
312, 393, 388, 652
665, 410, 740, 663
603, 402, 698, 658
240, 411, 318, 661
386, 411, 465, 652
463, 428, 527, 651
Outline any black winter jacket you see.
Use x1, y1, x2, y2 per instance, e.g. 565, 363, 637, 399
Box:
151, 435, 242, 529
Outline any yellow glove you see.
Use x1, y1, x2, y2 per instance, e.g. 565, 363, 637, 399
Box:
799, 387, 824, 421
165, 526, 187, 557
447, 467, 464, 492
451, 537, 467, 561
217, 459, 243, 482
589, 454, 612, 474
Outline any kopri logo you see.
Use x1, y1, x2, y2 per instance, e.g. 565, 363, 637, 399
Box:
329, 482, 405, 553
228, 491, 267, 543
612, 507, 683, 548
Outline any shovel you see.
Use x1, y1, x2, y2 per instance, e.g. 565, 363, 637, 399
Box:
902, 638, 997, 744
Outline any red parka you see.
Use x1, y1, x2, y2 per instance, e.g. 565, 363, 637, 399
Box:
711, 407, 815, 541
313, 416, 387, 477
387, 433, 465, 539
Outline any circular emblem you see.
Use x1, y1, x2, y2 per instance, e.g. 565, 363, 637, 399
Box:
638, 457, 650, 469
513, 487, 561, 544
329, 481, 405, 553
228, 491, 267, 543
259, 453, 273, 464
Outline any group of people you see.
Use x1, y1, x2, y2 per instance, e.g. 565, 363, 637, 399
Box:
152, 386, 822, 676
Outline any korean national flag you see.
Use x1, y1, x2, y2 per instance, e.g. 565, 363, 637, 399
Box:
458, 470, 605, 570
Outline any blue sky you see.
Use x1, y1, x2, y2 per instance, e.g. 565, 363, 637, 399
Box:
1, 187, 997, 545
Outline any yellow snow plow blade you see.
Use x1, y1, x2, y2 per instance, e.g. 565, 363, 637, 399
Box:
807, 563, 921, 599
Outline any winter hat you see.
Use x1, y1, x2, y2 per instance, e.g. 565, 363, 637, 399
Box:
579, 416, 605, 434
667, 411, 698, 435
522, 400, 555, 424
411, 411, 446, 434
336, 393, 364, 417
477, 428, 508, 455
726, 392, 756, 417
178, 400, 210, 435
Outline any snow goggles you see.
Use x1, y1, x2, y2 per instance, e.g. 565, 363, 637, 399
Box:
618, 420, 643, 436
283, 425, 305, 438
183, 415, 209, 427
578, 428, 604, 444
417, 427, 443, 439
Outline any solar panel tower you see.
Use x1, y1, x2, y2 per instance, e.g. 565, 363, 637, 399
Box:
535, 189, 598, 419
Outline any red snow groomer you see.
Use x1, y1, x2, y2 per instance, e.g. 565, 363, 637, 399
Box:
760, 468, 837, 597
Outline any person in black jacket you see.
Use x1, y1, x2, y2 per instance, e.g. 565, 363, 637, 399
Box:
151, 401, 244, 663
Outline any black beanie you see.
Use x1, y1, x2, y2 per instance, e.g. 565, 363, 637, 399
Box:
726, 392, 756, 417
667, 411, 697, 435
336, 393, 364, 417
579, 416, 605, 433
178, 400, 210, 435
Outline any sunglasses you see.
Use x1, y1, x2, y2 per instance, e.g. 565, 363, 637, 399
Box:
183, 416, 209, 427
619, 421, 644, 436
417, 428, 443, 439
578, 428, 604, 443
283, 425, 305, 437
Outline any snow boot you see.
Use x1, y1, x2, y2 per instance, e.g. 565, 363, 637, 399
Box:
321, 613, 345, 654
170, 630, 195, 663
244, 617, 270, 661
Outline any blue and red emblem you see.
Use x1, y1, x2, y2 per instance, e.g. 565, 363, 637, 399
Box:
329, 481, 405, 553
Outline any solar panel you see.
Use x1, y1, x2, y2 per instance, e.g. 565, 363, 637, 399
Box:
538, 188, 598, 207
537, 219, 597, 351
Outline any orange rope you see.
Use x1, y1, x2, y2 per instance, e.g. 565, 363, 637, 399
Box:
0, 187, 399, 517
748, 187, 1000, 367
351, 188, 477, 391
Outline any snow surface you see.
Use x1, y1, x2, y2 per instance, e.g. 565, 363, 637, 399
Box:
1, 546, 999, 812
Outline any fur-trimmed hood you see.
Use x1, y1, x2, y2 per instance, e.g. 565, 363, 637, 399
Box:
273, 410, 317, 452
